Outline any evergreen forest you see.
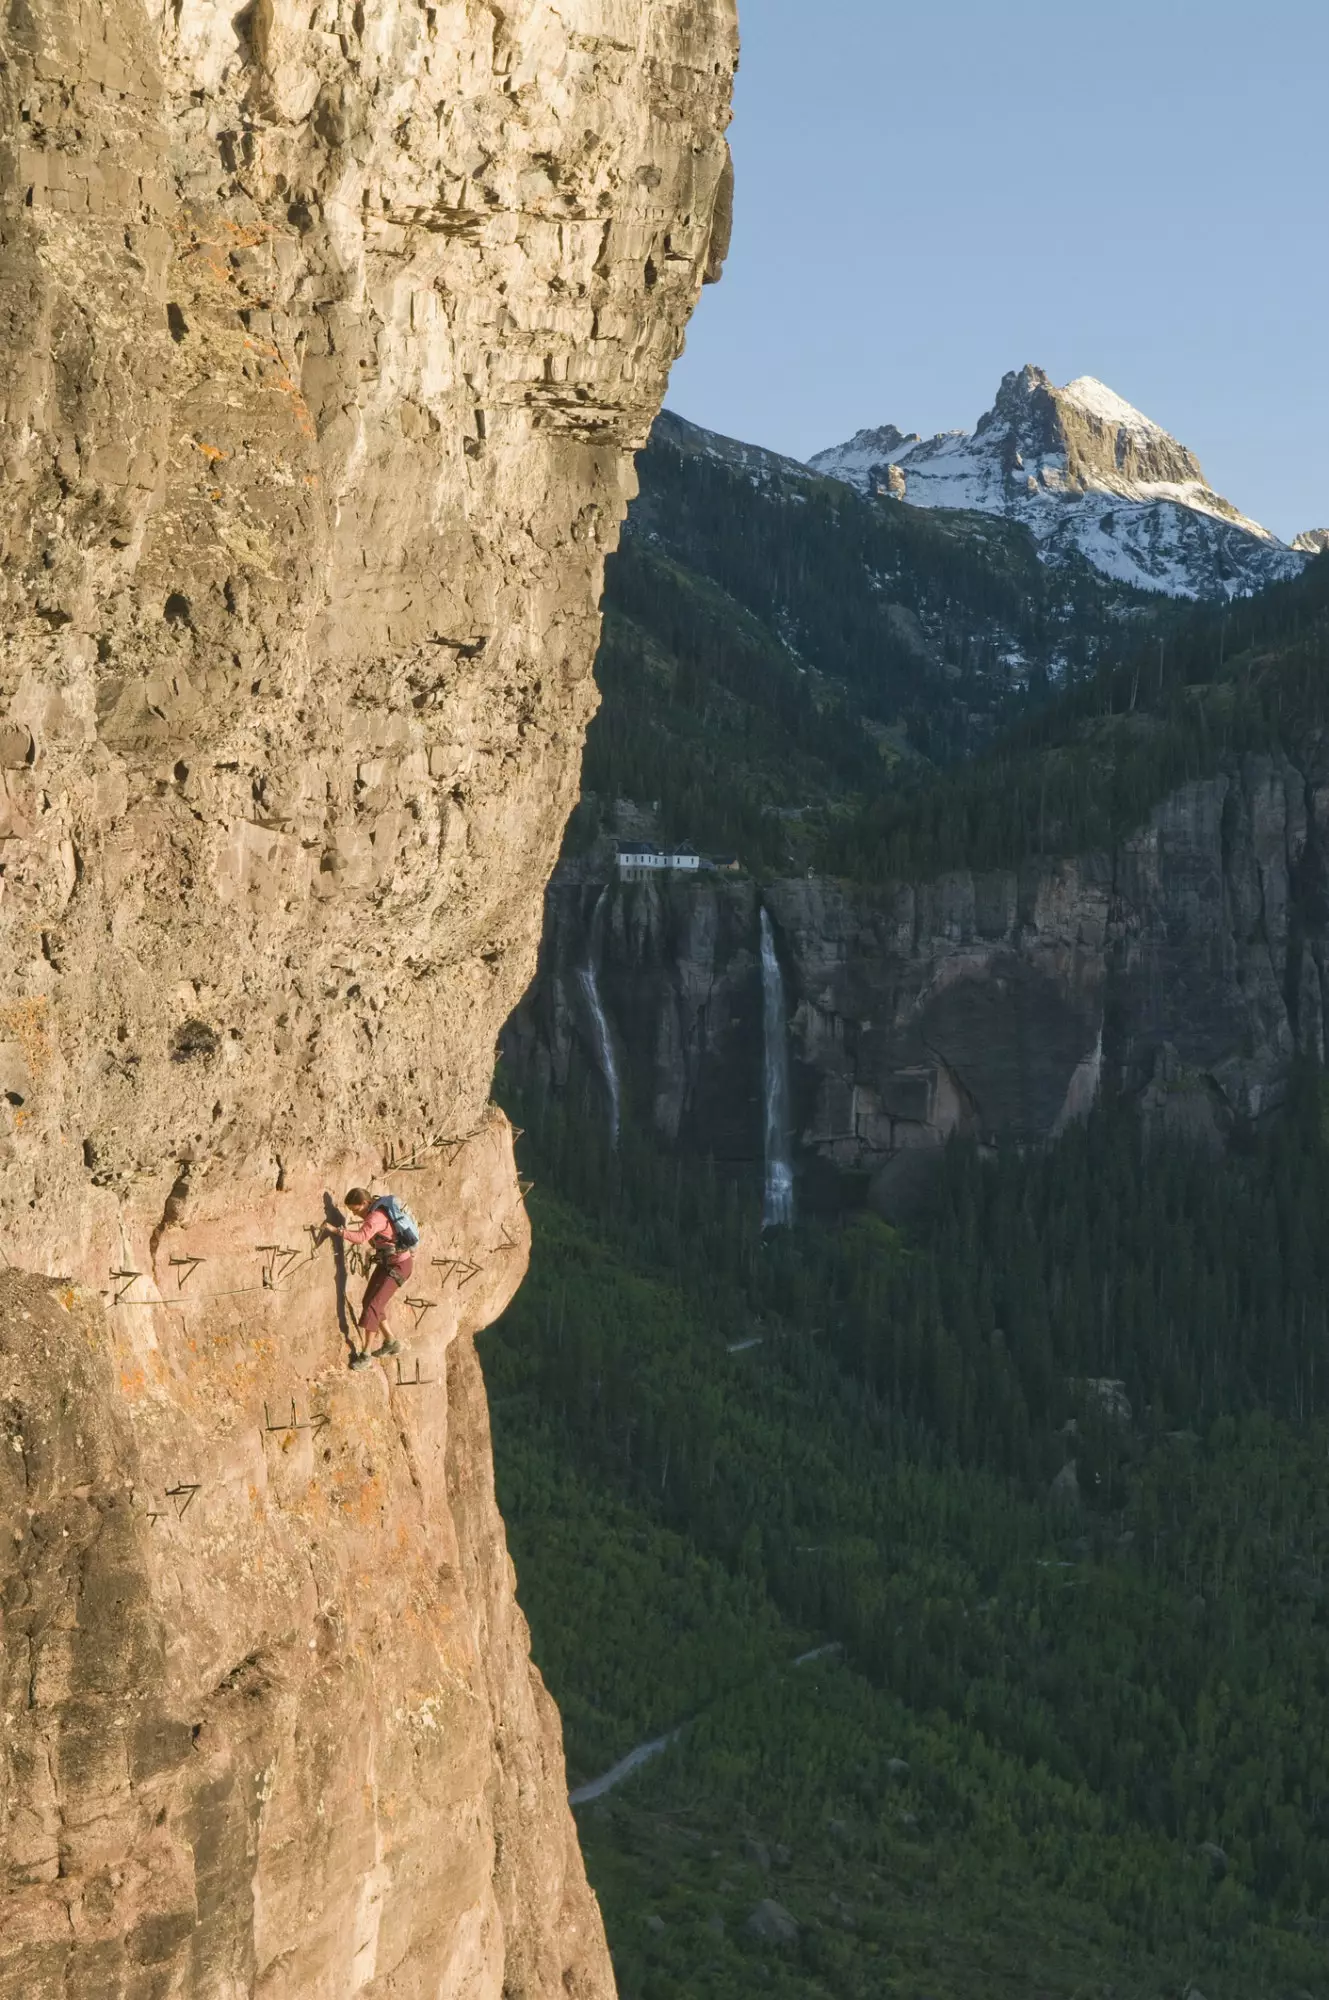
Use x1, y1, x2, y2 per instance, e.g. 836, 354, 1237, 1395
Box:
485, 419, 1329, 1996
487, 1073, 1329, 1999
570, 412, 1174, 870
575, 413, 1329, 885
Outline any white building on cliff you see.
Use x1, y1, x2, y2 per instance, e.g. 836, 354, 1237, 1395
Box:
616, 841, 702, 882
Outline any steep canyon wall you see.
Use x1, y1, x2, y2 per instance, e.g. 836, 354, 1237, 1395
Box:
0, 2, 736, 1992
510, 754, 1329, 1200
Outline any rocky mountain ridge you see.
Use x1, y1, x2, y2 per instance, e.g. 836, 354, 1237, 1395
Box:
810, 364, 1309, 601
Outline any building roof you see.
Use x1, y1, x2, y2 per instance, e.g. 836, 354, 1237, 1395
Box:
617, 841, 660, 856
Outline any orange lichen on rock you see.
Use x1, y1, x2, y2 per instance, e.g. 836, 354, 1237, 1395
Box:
0, 998, 53, 1081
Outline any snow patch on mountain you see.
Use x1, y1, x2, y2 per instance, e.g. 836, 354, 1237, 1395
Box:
810, 367, 1308, 601
1059, 375, 1161, 436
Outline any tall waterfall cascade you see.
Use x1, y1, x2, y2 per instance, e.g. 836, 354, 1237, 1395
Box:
578, 886, 622, 1150
760, 907, 795, 1228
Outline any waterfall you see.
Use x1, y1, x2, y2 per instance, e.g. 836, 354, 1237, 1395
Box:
760, 907, 795, 1229
577, 887, 621, 1150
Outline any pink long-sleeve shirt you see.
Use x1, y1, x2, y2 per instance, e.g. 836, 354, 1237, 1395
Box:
342, 1206, 395, 1251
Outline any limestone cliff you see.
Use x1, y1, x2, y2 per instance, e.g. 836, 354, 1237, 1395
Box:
508, 752, 1329, 1204
0, 2, 736, 1992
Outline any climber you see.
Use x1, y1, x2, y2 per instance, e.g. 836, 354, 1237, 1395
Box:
331, 1188, 421, 1371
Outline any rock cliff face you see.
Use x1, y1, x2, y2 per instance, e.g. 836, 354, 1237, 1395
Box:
509, 752, 1329, 1204
0, 2, 736, 1993
975, 364, 1207, 493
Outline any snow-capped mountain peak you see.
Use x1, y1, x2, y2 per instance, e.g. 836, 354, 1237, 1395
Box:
1060, 374, 1165, 435
810, 366, 1306, 601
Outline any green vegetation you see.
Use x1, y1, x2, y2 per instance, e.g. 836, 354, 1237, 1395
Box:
572, 415, 1169, 868
487, 425, 1329, 1993
577, 572, 880, 872
485, 1071, 1329, 1998
825, 550, 1329, 882
577, 412, 1329, 888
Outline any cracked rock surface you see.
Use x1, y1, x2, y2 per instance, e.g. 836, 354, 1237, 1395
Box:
0, 1, 736, 1992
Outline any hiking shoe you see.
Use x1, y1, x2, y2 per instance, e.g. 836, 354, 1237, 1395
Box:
373, 1339, 401, 1358
348, 1351, 373, 1371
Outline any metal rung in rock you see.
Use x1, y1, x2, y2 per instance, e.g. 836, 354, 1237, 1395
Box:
394, 1358, 433, 1389
110, 1269, 141, 1304
256, 1244, 300, 1288
404, 1297, 436, 1329
165, 1483, 200, 1519
169, 1255, 204, 1291
263, 1400, 331, 1438
432, 1256, 483, 1290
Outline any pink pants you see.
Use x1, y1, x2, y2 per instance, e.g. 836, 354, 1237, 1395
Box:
359, 1253, 412, 1337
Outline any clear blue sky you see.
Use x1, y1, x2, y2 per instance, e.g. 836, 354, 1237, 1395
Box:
668, 0, 1328, 541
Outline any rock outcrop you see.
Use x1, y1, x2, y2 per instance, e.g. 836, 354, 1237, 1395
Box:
976, 364, 1207, 494
509, 752, 1329, 1205
0, 2, 736, 1993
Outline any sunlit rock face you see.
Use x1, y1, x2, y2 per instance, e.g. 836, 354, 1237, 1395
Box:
0, 2, 736, 1992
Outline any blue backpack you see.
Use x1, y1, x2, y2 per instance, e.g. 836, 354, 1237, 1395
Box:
371, 1193, 421, 1252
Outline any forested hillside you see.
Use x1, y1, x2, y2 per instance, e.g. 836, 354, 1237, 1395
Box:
827, 547, 1329, 882
486, 416, 1329, 1996
573, 412, 1173, 868
578, 411, 1329, 885
485, 1074, 1329, 1998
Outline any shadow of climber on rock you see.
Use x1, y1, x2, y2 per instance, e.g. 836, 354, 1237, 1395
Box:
321, 1190, 352, 1350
